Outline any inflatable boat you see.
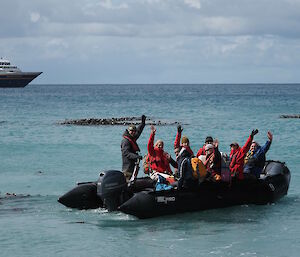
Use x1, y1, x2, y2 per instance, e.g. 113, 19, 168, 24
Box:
58, 161, 290, 219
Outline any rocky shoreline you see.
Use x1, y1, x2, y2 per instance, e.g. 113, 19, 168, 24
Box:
279, 114, 300, 119
58, 116, 181, 126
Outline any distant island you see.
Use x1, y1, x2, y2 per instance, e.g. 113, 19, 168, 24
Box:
58, 116, 182, 126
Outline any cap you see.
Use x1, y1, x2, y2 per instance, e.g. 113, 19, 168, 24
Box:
205, 136, 213, 143
205, 144, 214, 151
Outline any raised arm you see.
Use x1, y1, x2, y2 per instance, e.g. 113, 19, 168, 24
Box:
174, 125, 183, 149
255, 131, 273, 158
135, 115, 146, 140
147, 125, 156, 156
241, 129, 258, 155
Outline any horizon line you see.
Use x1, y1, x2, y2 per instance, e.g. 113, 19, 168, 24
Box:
30, 82, 300, 85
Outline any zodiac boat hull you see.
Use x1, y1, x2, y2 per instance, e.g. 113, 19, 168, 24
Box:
58, 161, 290, 219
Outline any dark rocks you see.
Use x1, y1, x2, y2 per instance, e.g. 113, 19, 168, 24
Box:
58, 116, 181, 126
0, 193, 31, 200
279, 114, 300, 119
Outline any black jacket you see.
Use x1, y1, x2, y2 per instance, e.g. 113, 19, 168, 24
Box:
121, 122, 145, 173
177, 149, 197, 189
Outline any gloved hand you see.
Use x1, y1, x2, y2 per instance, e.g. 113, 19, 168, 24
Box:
251, 129, 259, 137
141, 115, 146, 123
177, 125, 183, 133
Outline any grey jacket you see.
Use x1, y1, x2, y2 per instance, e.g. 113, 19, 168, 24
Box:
121, 122, 145, 173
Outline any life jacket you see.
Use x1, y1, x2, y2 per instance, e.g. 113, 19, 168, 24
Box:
190, 157, 207, 182
142, 153, 152, 174
245, 153, 266, 169
148, 148, 172, 174
123, 135, 140, 152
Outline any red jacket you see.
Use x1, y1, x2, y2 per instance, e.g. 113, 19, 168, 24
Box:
148, 132, 172, 174
229, 135, 253, 180
196, 145, 205, 157
174, 131, 194, 156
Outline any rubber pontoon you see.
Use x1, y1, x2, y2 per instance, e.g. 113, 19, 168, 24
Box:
58, 161, 290, 219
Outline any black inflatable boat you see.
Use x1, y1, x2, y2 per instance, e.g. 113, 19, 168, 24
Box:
58, 161, 290, 219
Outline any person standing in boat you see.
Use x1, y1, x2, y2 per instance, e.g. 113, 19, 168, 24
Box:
229, 129, 258, 180
121, 115, 146, 181
243, 131, 273, 179
147, 125, 173, 180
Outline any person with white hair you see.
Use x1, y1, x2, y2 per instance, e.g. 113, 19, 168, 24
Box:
202, 140, 222, 181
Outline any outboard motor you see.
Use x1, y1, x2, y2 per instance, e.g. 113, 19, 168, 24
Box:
97, 170, 128, 211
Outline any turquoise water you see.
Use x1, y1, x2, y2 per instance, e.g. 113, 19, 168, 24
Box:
0, 84, 299, 257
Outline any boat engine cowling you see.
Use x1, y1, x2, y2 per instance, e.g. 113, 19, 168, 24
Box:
97, 170, 128, 211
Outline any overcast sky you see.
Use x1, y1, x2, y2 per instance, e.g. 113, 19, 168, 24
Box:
1, 0, 300, 84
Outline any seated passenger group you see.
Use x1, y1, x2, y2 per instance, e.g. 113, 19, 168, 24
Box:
121, 115, 273, 186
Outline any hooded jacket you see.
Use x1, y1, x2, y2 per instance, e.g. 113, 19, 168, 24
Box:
121, 121, 145, 173
176, 148, 196, 189
147, 132, 172, 174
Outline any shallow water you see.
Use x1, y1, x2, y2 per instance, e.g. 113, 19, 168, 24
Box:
0, 84, 300, 257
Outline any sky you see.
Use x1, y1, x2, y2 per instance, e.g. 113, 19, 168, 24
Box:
1, 0, 300, 84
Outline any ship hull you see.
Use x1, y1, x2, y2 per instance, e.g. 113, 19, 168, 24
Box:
0, 72, 42, 88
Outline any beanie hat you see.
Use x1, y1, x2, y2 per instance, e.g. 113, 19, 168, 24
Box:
181, 136, 189, 144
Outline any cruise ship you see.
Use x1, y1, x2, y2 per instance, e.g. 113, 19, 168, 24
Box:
0, 58, 42, 88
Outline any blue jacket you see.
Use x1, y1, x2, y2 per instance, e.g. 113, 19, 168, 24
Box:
243, 140, 272, 178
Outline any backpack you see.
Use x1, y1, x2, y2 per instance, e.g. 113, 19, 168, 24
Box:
220, 152, 231, 183
190, 157, 207, 182
142, 154, 152, 174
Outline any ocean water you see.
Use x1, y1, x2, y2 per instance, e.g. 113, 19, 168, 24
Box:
0, 84, 299, 257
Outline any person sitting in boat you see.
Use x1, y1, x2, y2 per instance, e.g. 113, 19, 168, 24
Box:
121, 115, 146, 182
229, 129, 258, 180
196, 136, 214, 157
147, 125, 173, 180
177, 147, 197, 189
202, 141, 222, 181
243, 131, 273, 179
173, 147, 181, 178
174, 125, 194, 156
